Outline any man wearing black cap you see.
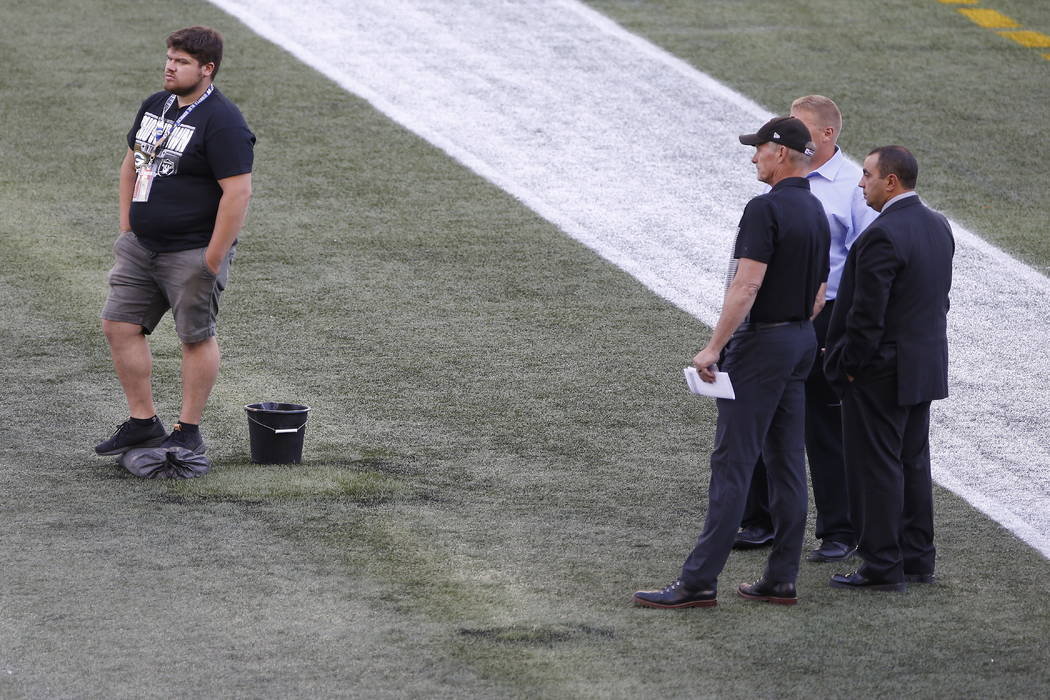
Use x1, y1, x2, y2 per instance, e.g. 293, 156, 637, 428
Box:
633, 117, 830, 608
735, 96, 877, 562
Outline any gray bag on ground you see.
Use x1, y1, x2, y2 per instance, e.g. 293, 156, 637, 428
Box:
119, 447, 211, 479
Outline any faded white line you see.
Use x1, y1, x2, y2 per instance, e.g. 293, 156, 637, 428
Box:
209, 0, 1050, 557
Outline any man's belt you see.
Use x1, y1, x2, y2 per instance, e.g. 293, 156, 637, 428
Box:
736, 320, 801, 331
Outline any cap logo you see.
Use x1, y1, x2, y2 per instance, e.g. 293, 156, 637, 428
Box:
773, 131, 781, 139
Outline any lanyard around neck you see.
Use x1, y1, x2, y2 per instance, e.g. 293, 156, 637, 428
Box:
152, 83, 214, 153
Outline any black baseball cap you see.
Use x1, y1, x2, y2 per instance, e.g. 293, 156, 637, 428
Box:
739, 116, 815, 157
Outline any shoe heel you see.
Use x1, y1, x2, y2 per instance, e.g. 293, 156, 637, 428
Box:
767, 596, 798, 606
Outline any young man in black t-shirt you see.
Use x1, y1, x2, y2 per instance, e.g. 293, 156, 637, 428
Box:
96, 26, 255, 457
633, 117, 830, 608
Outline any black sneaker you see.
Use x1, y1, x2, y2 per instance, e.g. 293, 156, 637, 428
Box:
160, 423, 207, 455
94, 417, 166, 455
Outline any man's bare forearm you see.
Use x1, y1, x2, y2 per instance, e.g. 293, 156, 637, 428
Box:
118, 150, 136, 232
206, 173, 252, 271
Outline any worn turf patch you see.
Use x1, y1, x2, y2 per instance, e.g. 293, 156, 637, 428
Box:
167, 460, 415, 503
458, 623, 615, 647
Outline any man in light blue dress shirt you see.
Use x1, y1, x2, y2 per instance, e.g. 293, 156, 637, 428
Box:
735, 96, 877, 562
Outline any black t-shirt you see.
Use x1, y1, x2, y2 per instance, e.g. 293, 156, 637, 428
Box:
730, 177, 830, 323
127, 87, 255, 252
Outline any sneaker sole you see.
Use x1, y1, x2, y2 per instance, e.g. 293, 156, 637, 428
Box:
94, 435, 167, 456
631, 596, 717, 609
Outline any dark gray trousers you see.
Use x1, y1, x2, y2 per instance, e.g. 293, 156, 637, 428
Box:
804, 300, 854, 545
841, 376, 935, 582
741, 301, 855, 546
680, 322, 815, 590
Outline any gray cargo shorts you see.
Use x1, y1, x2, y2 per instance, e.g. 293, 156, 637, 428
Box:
101, 232, 235, 344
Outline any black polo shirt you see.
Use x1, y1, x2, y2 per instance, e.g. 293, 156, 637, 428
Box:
731, 177, 830, 323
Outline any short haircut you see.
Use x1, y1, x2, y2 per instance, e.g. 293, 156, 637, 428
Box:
785, 146, 811, 167
791, 95, 843, 134
167, 26, 224, 78
868, 145, 919, 189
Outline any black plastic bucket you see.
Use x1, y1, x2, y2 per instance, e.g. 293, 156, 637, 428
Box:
245, 402, 311, 464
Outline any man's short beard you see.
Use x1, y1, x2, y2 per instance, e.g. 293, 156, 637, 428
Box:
168, 74, 206, 96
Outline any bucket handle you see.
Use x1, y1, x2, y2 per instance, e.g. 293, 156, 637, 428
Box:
247, 413, 309, 434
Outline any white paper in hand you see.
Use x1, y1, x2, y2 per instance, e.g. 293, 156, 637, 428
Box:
683, 366, 736, 400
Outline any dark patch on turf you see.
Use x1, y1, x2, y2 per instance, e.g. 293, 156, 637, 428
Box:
457, 623, 614, 647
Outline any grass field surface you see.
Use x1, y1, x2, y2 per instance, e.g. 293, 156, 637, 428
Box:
1, 0, 1049, 698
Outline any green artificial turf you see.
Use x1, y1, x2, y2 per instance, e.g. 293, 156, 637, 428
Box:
1, 0, 1049, 697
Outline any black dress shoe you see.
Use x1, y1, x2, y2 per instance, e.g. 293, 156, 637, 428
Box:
732, 526, 774, 550
737, 578, 797, 605
830, 570, 906, 592
632, 580, 717, 609
904, 573, 937, 584
806, 540, 857, 563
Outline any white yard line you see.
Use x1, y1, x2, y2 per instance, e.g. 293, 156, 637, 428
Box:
209, 0, 1050, 558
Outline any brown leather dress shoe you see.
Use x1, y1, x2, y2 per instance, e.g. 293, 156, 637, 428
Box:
737, 578, 798, 605
830, 570, 907, 592
632, 580, 717, 609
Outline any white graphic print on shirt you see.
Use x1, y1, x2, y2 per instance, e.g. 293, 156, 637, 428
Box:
132, 111, 196, 177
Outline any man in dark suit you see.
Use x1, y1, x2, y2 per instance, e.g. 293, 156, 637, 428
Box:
824, 145, 954, 591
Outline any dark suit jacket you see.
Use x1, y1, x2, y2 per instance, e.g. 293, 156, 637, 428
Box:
824, 195, 955, 406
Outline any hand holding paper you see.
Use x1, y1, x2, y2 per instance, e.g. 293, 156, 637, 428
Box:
692, 346, 721, 382
684, 366, 736, 399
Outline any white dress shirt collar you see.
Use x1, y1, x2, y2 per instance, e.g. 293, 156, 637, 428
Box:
880, 190, 919, 213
